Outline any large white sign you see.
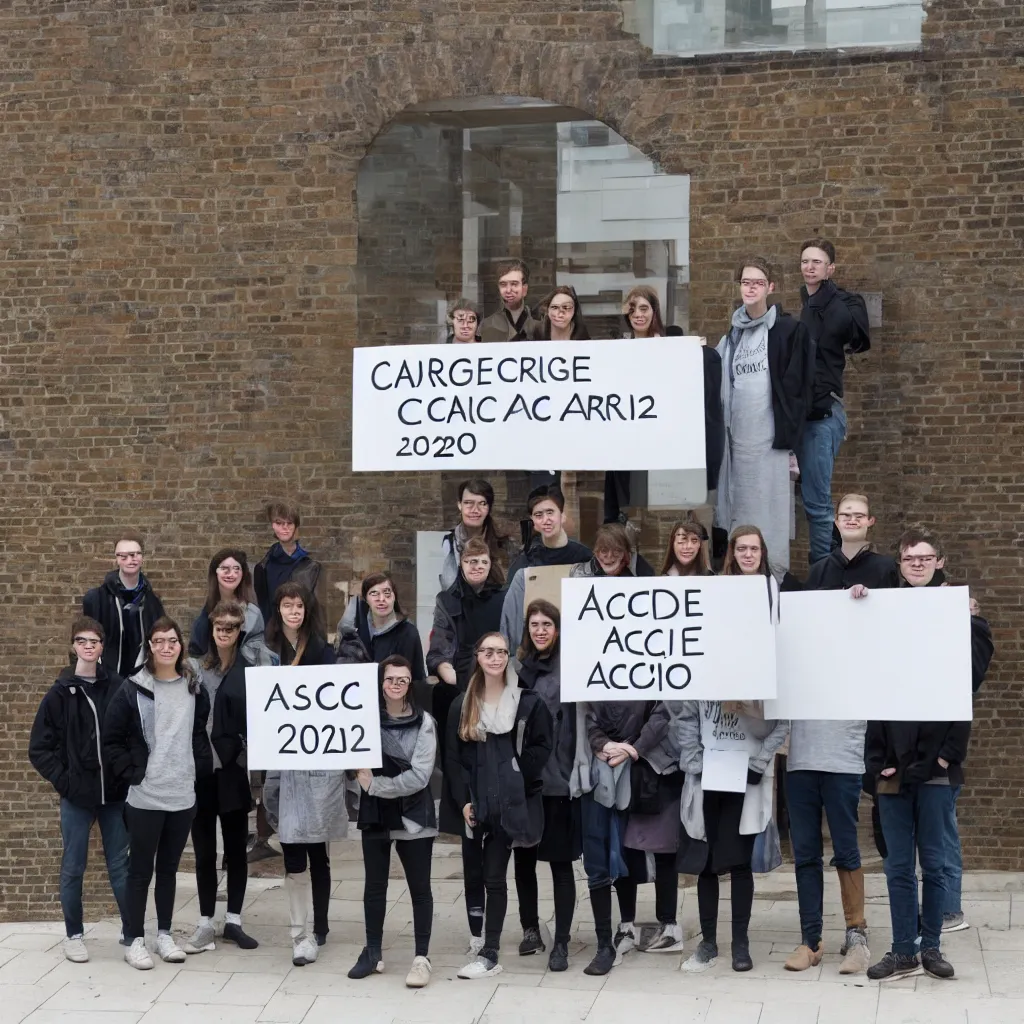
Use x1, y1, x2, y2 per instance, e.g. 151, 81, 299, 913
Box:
766, 587, 973, 721
351, 338, 705, 472
245, 664, 382, 770
559, 575, 777, 702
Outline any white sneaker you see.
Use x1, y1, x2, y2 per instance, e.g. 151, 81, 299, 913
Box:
613, 922, 637, 956
124, 937, 154, 970
183, 922, 216, 954
643, 922, 684, 953
63, 935, 89, 963
292, 936, 319, 967
467, 935, 485, 956
457, 954, 502, 979
406, 955, 432, 988
155, 932, 186, 963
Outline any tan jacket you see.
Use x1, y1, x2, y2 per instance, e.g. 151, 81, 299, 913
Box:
479, 307, 540, 343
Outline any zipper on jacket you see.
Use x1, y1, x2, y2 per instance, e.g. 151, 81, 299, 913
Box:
115, 598, 125, 676
81, 688, 105, 806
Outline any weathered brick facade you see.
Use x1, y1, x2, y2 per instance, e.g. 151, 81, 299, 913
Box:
1, 0, 1021, 920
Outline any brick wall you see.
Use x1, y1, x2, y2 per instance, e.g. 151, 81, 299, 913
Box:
1, 0, 1022, 919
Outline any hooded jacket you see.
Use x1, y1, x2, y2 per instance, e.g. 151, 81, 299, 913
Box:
254, 543, 323, 627
339, 598, 426, 681
82, 571, 166, 678
783, 545, 900, 592
426, 575, 505, 687
103, 666, 213, 791
799, 280, 870, 417
29, 664, 128, 810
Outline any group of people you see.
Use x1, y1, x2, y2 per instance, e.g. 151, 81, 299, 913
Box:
31, 478, 993, 989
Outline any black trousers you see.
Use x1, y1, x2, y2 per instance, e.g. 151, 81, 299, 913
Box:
282, 841, 332, 938
589, 877, 638, 943
462, 832, 486, 936
191, 782, 249, 917
482, 830, 514, 952
697, 865, 754, 946
361, 832, 434, 956
513, 846, 577, 944
124, 804, 195, 939
654, 851, 679, 924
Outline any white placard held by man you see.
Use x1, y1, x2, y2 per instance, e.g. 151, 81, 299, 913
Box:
559, 575, 777, 702
351, 337, 705, 472
245, 664, 382, 770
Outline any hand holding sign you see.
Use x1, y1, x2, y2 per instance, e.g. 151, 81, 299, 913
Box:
245, 664, 382, 770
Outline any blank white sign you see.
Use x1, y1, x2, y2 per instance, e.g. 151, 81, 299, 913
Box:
766, 587, 973, 721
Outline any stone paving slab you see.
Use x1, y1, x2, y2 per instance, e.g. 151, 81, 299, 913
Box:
3, 842, 1024, 1024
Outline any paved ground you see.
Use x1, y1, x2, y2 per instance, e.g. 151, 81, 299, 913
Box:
2, 839, 1023, 1024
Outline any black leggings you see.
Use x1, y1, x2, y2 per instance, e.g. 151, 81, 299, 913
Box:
282, 841, 332, 938
362, 833, 434, 957
653, 851, 679, 924
482, 830, 514, 952
697, 865, 754, 946
462, 833, 486, 937
589, 877, 638, 944
513, 847, 577, 944
191, 788, 248, 917
124, 804, 195, 940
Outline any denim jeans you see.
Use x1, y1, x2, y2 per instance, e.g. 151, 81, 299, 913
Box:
798, 401, 847, 564
878, 784, 951, 955
943, 784, 963, 915
786, 771, 863, 947
59, 798, 130, 938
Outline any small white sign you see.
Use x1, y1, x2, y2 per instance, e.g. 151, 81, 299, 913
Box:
765, 587, 973, 721
351, 338, 706, 472
245, 664, 382, 770
559, 575, 777, 702
702, 748, 750, 793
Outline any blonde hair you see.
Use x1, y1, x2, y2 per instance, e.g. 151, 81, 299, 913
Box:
838, 493, 871, 513
458, 631, 509, 742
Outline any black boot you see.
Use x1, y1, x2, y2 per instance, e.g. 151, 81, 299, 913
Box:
348, 946, 383, 980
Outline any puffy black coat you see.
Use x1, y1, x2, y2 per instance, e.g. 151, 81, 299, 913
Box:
800, 280, 870, 416
29, 665, 128, 809
82, 571, 166, 678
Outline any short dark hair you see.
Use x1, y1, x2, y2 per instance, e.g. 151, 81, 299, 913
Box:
735, 256, 777, 287
898, 526, 945, 560
800, 238, 836, 264
378, 654, 416, 712
70, 616, 105, 645
380, 654, 413, 676
360, 571, 405, 618
265, 500, 301, 528
114, 529, 145, 553
495, 258, 530, 285
527, 484, 564, 514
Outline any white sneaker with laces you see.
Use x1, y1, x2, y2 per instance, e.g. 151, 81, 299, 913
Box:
643, 922, 684, 953
406, 955, 432, 988
124, 937, 154, 970
292, 936, 319, 966
155, 932, 186, 963
467, 935, 485, 956
63, 935, 89, 963
457, 954, 502, 979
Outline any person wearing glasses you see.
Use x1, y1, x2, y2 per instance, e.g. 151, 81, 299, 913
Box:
30, 617, 132, 964
253, 500, 324, 631
82, 530, 165, 679
714, 257, 813, 578
182, 600, 264, 956
534, 285, 590, 341
779, 494, 897, 976
439, 478, 512, 591
500, 484, 591, 656
447, 297, 483, 343
863, 527, 993, 982
447, 633, 553, 979
104, 618, 212, 970
187, 548, 266, 659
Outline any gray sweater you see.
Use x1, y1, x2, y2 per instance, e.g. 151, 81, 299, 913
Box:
787, 720, 866, 775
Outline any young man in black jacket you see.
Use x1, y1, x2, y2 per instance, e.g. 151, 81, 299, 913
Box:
253, 501, 323, 626
797, 239, 870, 564
82, 530, 165, 678
29, 617, 131, 963
863, 527, 994, 982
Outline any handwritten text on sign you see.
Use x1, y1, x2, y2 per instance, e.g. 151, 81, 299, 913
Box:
245, 664, 382, 770
559, 575, 777, 702
351, 338, 706, 471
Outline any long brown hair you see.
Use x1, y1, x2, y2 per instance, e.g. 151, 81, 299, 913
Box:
537, 285, 590, 340
660, 514, 712, 576
622, 285, 665, 337
722, 525, 771, 577
517, 599, 560, 663
144, 617, 201, 693
203, 599, 246, 672
265, 582, 315, 666
462, 536, 506, 588
458, 631, 511, 742
456, 478, 509, 562
204, 547, 256, 614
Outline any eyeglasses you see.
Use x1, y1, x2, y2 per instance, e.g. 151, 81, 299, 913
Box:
150, 638, 181, 649
740, 279, 769, 289
115, 551, 142, 560
462, 557, 491, 568
453, 315, 478, 325
837, 513, 868, 522
901, 555, 937, 565
212, 623, 242, 634
367, 588, 394, 600
531, 509, 559, 521
216, 564, 242, 574
479, 647, 509, 658
383, 675, 411, 687
73, 637, 101, 647
547, 304, 574, 314
459, 499, 488, 511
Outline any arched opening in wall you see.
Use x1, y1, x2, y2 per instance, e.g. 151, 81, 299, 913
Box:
355, 96, 692, 624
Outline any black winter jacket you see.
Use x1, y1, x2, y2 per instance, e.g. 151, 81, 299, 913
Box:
349, 601, 426, 681
103, 672, 213, 790
254, 543, 324, 630
209, 658, 255, 814
765, 308, 815, 451
800, 280, 870, 417
82, 571, 166, 678
268, 631, 337, 668
426, 577, 505, 687
29, 665, 128, 810
783, 546, 900, 592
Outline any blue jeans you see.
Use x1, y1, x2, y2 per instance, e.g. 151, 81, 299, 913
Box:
787, 771, 863, 947
878, 784, 951, 955
581, 793, 628, 890
59, 798, 130, 938
798, 401, 847, 564
943, 785, 963, 915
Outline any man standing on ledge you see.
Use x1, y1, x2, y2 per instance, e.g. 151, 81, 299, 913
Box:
479, 259, 541, 342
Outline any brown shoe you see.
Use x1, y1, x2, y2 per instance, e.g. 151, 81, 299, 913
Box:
784, 942, 824, 972
839, 929, 871, 975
